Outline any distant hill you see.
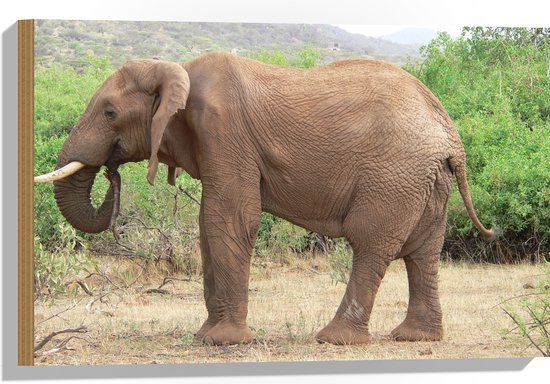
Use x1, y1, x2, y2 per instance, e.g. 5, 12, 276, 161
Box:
381, 28, 438, 45
35, 20, 423, 69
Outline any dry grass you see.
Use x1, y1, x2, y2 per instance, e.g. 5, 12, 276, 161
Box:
33, 255, 544, 365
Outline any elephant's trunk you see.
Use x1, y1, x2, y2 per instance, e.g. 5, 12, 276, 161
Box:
53, 153, 119, 234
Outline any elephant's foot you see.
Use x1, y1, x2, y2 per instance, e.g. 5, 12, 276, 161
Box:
194, 318, 218, 341
315, 320, 371, 345
200, 322, 253, 346
390, 318, 443, 342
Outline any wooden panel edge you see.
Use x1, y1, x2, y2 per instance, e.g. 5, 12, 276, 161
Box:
18, 19, 35, 367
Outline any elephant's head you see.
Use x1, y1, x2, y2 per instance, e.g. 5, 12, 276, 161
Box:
35, 59, 190, 233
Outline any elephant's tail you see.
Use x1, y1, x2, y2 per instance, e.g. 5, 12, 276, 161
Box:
448, 155, 501, 242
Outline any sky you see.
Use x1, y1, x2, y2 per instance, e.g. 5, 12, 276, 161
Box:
334, 24, 463, 38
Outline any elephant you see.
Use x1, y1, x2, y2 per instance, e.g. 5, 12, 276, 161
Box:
35, 52, 497, 346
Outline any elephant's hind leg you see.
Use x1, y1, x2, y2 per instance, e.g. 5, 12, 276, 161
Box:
390, 253, 444, 342
316, 207, 410, 345
391, 163, 451, 342
315, 248, 389, 345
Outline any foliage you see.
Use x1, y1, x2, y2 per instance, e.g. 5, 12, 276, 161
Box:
34, 223, 98, 296
35, 56, 115, 137
406, 28, 549, 258
502, 261, 550, 356
292, 46, 322, 68
35, 19, 419, 69
252, 49, 289, 66
255, 214, 312, 263
327, 240, 353, 285
251, 46, 321, 69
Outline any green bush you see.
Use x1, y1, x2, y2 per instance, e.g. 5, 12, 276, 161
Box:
255, 214, 311, 262
35, 56, 115, 138
251, 46, 320, 69
327, 240, 352, 285
502, 261, 550, 356
34, 223, 98, 296
252, 49, 289, 66
292, 46, 321, 68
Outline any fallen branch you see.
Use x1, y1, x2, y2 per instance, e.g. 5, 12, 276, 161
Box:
158, 276, 191, 289
35, 346, 76, 356
144, 288, 170, 295
34, 336, 90, 357
85, 298, 115, 317
34, 326, 88, 352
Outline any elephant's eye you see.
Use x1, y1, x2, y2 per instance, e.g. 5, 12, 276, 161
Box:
104, 109, 117, 121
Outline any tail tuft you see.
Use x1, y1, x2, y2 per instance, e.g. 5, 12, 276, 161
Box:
483, 226, 502, 242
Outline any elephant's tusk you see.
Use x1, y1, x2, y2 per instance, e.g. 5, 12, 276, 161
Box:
34, 161, 86, 183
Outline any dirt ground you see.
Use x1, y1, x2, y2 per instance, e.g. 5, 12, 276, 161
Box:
33, 257, 544, 365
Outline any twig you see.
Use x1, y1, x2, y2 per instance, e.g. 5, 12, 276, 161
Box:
178, 185, 201, 206
97, 271, 122, 290
502, 308, 548, 357
36, 298, 85, 326
125, 216, 179, 265
114, 237, 138, 253
493, 292, 544, 308
34, 326, 88, 352
75, 279, 93, 296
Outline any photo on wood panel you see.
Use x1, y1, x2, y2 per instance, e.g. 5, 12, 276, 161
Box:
26, 19, 549, 367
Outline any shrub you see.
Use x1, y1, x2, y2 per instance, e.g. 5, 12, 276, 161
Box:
502, 261, 550, 356
35, 56, 115, 138
34, 223, 98, 296
327, 240, 352, 285
252, 49, 289, 66
292, 46, 321, 68
251, 46, 320, 69
255, 213, 312, 263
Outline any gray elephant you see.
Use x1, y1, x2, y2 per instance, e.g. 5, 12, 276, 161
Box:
35, 52, 496, 345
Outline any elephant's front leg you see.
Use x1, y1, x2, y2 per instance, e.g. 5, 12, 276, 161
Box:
196, 182, 261, 345
193, 209, 219, 341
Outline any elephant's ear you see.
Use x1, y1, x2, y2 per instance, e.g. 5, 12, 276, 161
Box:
139, 60, 190, 185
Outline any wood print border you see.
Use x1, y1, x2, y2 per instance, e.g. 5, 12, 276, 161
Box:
18, 18, 34, 366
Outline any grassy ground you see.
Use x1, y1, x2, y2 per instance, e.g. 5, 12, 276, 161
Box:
33, 255, 544, 365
